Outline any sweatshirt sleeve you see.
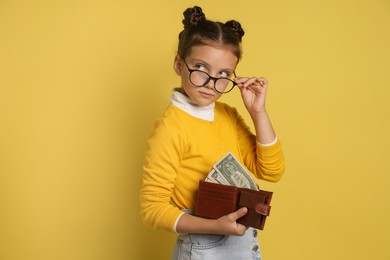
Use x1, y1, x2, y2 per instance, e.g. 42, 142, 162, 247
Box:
253, 139, 285, 182
233, 107, 285, 182
139, 114, 185, 232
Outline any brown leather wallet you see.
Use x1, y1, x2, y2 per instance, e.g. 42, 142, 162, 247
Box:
195, 180, 273, 230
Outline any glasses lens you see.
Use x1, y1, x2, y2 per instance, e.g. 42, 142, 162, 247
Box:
215, 78, 235, 94
189, 70, 236, 94
189, 71, 209, 86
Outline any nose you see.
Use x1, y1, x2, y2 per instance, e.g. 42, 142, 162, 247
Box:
204, 78, 216, 90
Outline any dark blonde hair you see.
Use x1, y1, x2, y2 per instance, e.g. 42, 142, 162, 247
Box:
177, 6, 245, 61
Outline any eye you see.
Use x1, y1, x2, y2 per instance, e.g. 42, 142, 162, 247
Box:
219, 71, 231, 78
194, 64, 207, 72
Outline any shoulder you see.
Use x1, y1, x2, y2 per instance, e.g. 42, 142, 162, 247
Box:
153, 105, 186, 131
145, 106, 188, 153
149, 105, 195, 141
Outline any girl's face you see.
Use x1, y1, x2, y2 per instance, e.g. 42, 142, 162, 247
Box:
174, 44, 238, 106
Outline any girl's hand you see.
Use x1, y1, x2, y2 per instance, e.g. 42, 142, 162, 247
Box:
213, 207, 249, 236
175, 207, 249, 236
235, 76, 268, 115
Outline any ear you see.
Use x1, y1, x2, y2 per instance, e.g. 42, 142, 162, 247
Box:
173, 55, 182, 75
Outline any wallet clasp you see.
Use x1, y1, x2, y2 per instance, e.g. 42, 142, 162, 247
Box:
254, 203, 271, 216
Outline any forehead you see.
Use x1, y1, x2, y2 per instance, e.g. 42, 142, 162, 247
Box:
187, 45, 238, 69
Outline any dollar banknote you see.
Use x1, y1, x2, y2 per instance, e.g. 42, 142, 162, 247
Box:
205, 168, 229, 184
206, 152, 258, 190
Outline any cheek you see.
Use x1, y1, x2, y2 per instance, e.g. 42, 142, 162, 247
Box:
181, 74, 194, 88
215, 93, 223, 100
180, 76, 195, 94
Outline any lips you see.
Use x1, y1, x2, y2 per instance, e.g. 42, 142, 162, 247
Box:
199, 91, 214, 98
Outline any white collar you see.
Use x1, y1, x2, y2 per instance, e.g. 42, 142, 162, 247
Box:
170, 89, 215, 122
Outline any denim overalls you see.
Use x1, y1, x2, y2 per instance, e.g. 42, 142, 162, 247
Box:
171, 227, 261, 259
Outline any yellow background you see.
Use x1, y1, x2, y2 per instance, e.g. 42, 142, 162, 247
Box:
1, 0, 389, 259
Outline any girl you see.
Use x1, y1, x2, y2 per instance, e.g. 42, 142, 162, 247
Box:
140, 6, 285, 260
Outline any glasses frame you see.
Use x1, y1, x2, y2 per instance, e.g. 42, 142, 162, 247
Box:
183, 60, 237, 94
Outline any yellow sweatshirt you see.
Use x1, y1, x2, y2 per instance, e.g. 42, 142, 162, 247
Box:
140, 101, 285, 232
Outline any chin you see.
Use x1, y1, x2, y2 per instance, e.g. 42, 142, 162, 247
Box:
197, 100, 215, 107
190, 93, 218, 106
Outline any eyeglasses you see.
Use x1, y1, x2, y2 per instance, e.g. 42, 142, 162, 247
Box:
183, 61, 237, 94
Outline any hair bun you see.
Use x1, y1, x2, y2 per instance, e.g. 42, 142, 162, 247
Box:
182, 6, 206, 29
225, 20, 245, 42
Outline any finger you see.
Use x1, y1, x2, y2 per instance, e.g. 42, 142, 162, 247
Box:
238, 78, 258, 89
234, 76, 245, 82
236, 223, 249, 236
229, 207, 248, 221
235, 76, 255, 84
245, 78, 260, 88
257, 77, 268, 87
234, 77, 247, 87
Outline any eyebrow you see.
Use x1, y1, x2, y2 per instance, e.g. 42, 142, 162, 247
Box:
190, 59, 235, 72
